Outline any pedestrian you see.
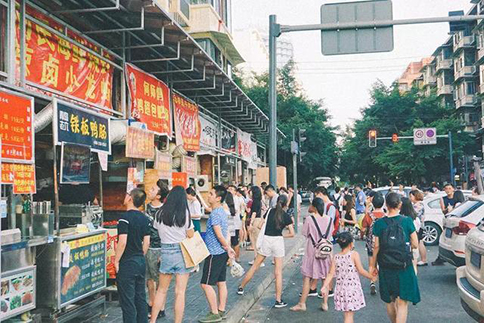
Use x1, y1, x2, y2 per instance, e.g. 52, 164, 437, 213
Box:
264, 184, 279, 208
354, 184, 366, 216
199, 186, 235, 323
225, 190, 239, 262
186, 187, 203, 233
248, 186, 264, 265
290, 197, 332, 312
115, 188, 151, 323
409, 190, 427, 267
150, 186, 194, 323
341, 194, 357, 233
369, 193, 420, 323
145, 185, 167, 318
320, 231, 375, 323
237, 194, 295, 308
453, 190, 466, 208
333, 186, 344, 213
361, 191, 385, 295
397, 184, 407, 197
400, 197, 419, 273
236, 188, 248, 249
433, 183, 456, 266
230, 186, 245, 261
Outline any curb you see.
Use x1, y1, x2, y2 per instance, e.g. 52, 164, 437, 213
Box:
226, 235, 306, 323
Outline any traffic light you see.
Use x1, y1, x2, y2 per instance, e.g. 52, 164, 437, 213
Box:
392, 133, 399, 143
368, 129, 377, 147
298, 129, 306, 161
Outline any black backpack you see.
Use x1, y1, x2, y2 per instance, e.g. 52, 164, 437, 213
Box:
377, 216, 412, 270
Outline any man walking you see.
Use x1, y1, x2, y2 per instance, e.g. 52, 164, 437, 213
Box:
115, 188, 151, 323
355, 184, 366, 217
199, 186, 235, 323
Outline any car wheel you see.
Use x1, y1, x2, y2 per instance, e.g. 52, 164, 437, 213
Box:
422, 222, 441, 246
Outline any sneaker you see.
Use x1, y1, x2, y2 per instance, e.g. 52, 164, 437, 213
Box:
317, 293, 324, 299
248, 260, 254, 265
261, 262, 265, 267
274, 300, 288, 308
218, 310, 228, 320
237, 287, 244, 295
198, 312, 222, 323
417, 261, 428, 267
299, 289, 318, 297
370, 283, 377, 295
328, 290, 334, 298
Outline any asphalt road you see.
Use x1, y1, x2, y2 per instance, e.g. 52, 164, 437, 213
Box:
242, 239, 474, 323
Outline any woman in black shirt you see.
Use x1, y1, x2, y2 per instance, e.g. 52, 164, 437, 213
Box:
248, 186, 263, 263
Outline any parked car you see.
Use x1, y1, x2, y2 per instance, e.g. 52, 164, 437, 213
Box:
421, 191, 472, 246
456, 225, 484, 321
300, 190, 311, 203
373, 186, 412, 198
439, 196, 484, 267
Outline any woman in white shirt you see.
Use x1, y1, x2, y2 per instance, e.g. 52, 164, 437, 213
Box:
186, 187, 203, 232
150, 186, 194, 323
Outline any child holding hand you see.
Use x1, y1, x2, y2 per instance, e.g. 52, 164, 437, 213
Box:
321, 232, 376, 323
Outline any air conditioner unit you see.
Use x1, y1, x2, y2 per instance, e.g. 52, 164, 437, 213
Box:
195, 175, 210, 192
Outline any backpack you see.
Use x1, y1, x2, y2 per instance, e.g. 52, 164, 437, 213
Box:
326, 203, 340, 237
309, 216, 333, 259
377, 216, 412, 269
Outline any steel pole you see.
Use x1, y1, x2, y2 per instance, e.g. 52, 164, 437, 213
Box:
269, 15, 278, 187
449, 131, 455, 186
292, 129, 298, 233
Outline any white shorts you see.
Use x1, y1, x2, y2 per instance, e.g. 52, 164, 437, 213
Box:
258, 235, 285, 258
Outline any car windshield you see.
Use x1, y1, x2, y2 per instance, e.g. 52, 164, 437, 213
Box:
448, 200, 484, 218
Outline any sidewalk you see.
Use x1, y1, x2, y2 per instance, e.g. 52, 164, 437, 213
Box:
91, 216, 306, 323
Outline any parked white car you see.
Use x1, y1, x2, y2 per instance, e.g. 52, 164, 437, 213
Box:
373, 186, 412, 197
456, 225, 484, 321
439, 196, 484, 267
422, 191, 472, 246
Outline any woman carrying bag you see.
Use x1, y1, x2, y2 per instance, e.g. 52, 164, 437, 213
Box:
150, 186, 194, 323
237, 194, 295, 308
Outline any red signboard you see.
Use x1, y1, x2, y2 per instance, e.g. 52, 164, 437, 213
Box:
0, 89, 34, 163
16, 6, 114, 110
1, 163, 36, 194
125, 63, 171, 135
172, 172, 188, 189
125, 127, 155, 159
173, 93, 201, 152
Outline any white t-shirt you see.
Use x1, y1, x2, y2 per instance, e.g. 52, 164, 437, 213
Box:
154, 211, 193, 244
233, 195, 244, 230
188, 199, 202, 220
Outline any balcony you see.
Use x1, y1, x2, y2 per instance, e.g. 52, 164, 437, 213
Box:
436, 59, 452, 72
453, 35, 476, 52
423, 75, 436, 87
437, 84, 453, 97
455, 94, 478, 109
478, 47, 484, 64
480, 83, 484, 94
454, 65, 477, 81
187, 4, 244, 65
155, 0, 190, 26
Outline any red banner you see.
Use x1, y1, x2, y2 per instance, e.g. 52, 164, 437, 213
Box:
125, 127, 155, 159
16, 6, 114, 110
173, 93, 201, 152
0, 89, 34, 163
172, 172, 188, 189
125, 63, 171, 135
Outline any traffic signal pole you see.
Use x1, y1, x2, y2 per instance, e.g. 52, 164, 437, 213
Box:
292, 129, 299, 233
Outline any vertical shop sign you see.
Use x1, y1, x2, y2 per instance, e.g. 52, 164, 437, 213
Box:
173, 93, 201, 152
125, 64, 171, 136
221, 126, 236, 153
53, 99, 111, 154
154, 150, 172, 178
172, 172, 188, 188
200, 115, 218, 148
125, 127, 155, 159
249, 141, 258, 170
0, 89, 34, 163
237, 129, 252, 162
16, 6, 114, 109
182, 156, 197, 179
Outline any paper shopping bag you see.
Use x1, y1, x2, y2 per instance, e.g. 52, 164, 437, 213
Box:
180, 231, 210, 268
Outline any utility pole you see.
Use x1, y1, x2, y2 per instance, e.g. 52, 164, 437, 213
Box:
268, 15, 279, 187
292, 129, 298, 233
449, 131, 455, 187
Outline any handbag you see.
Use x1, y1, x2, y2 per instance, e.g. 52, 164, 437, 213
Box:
180, 231, 210, 268
309, 216, 333, 259
256, 208, 271, 251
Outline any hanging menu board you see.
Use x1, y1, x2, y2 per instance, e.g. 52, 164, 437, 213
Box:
60, 233, 106, 306
0, 267, 36, 321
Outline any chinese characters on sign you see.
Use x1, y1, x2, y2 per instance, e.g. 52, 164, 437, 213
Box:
237, 129, 252, 162
172, 172, 188, 188
0, 89, 34, 163
200, 115, 218, 148
60, 234, 106, 306
16, 6, 114, 109
154, 150, 172, 179
125, 127, 155, 160
54, 100, 110, 154
221, 126, 236, 152
1, 163, 36, 194
173, 93, 201, 152
125, 64, 171, 136
182, 156, 197, 179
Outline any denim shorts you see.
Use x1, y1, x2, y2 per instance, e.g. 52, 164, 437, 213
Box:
159, 243, 192, 275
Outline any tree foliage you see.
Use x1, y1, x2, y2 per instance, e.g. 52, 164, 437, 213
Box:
234, 61, 338, 187
339, 81, 477, 185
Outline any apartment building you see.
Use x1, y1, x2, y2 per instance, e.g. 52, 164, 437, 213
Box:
433, 37, 454, 109
398, 58, 432, 93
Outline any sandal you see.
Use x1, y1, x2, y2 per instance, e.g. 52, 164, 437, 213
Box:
290, 304, 306, 312
321, 302, 329, 312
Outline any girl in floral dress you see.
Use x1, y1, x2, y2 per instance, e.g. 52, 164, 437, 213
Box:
321, 232, 376, 323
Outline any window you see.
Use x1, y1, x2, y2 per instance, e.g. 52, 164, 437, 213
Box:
0, 5, 6, 74
450, 201, 484, 218
196, 38, 222, 67
428, 199, 441, 209
466, 82, 476, 95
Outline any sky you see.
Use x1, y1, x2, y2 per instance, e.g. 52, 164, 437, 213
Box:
231, 0, 474, 131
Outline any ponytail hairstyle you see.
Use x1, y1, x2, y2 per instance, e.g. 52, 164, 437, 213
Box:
225, 192, 236, 217
186, 186, 203, 205
274, 194, 289, 230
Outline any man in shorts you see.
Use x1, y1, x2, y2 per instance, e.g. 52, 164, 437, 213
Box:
199, 186, 235, 323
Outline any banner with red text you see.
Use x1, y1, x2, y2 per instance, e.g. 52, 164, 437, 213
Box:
16, 5, 114, 109
173, 93, 201, 152
125, 63, 171, 136
237, 129, 252, 162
